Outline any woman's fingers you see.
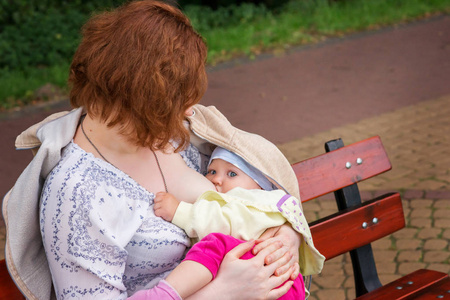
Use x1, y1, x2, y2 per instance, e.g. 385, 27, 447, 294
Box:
265, 264, 296, 299
267, 277, 294, 300
274, 248, 299, 278
256, 225, 303, 277
252, 235, 281, 256
290, 262, 300, 281
265, 247, 293, 276
253, 237, 292, 267
252, 239, 283, 263
264, 244, 291, 265
252, 236, 299, 281
273, 251, 293, 276
226, 239, 256, 260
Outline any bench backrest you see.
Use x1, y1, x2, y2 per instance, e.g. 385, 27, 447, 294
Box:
292, 136, 405, 296
292, 136, 392, 202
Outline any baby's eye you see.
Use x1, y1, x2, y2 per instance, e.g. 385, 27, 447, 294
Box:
227, 171, 237, 177
208, 170, 216, 175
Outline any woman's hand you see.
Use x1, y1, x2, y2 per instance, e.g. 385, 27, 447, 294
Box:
186, 239, 294, 300
253, 224, 301, 280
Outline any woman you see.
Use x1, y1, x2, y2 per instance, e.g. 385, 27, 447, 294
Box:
3, 1, 301, 299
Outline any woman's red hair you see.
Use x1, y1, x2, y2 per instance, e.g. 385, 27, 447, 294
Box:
69, 0, 207, 151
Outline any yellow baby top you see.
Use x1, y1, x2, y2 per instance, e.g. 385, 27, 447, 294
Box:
172, 187, 325, 276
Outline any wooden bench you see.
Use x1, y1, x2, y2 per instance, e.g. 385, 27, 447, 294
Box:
1, 135, 448, 299
293, 136, 449, 299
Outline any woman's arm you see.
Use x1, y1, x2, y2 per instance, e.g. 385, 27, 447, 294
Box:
186, 239, 294, 300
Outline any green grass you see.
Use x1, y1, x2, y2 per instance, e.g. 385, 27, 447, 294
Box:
1, 0, 449, 110
197, 0, 450, 64
0, 63, 69, 110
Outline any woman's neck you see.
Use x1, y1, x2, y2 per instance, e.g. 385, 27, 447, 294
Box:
74, 114, 172, 193
74, 114, 141, 159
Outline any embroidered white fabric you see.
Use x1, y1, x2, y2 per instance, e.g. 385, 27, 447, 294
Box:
40, 141, 206, 299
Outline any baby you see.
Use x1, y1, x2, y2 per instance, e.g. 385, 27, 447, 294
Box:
131, 147, 324, 299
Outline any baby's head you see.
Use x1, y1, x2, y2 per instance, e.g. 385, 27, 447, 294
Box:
206, 147, 275, 193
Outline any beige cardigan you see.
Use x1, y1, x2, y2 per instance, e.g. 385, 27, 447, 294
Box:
2, 105, 309, 299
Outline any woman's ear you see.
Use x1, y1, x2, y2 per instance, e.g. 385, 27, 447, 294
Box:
184, 107, 194, 117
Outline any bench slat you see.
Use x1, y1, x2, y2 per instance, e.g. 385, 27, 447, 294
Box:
293, 136, 391, 202
309, 193, 404, 260
405, 276, 450, 300
355, 269, 450, 299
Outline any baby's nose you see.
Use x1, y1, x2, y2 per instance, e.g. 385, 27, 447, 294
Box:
210, 175, 222, 185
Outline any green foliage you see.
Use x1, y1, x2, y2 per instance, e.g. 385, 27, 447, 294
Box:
0, 63, 69, 109
184, 2, 272, 33
0, 0, 125, 70
0, 8, 85, 70
193, 0, 450, 63
178, 0, 289, 10
0, 0, 122, 25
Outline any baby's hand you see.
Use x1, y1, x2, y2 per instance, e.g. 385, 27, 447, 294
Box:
153, 192, 180, 222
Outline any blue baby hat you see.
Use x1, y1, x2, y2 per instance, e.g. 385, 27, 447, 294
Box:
209, 147, 276, 191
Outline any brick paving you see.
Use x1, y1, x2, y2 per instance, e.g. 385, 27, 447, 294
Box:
279, 95, 450, 299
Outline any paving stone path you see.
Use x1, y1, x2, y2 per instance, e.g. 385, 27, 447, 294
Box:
279, 95, 450, 299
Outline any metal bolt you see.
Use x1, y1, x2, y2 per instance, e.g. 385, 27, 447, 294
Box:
407, 281, 413, 285
356, 158, 363, 165
362, 222, 368, 229
437, 295, 444, 299
372, 217, 379, 224
396, 286, 403, 290
346, 162, 352, 169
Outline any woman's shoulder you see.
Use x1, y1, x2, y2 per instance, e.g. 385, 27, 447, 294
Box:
47, 141, 106, 184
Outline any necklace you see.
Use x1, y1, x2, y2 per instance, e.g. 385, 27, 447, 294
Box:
80, 116, 168, 193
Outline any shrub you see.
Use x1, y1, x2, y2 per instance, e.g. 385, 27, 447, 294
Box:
184, 2, 272, 32
0, 0, 123, 70
0, 9, 85, 70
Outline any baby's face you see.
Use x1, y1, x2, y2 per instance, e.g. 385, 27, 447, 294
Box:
206, 159, 261, 193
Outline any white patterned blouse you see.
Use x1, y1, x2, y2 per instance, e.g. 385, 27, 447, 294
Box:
40, 141, 208, 299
